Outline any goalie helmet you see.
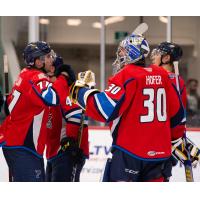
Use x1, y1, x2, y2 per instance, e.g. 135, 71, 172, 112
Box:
23, 41, 52, 66
151, 42, 183, 63
112, 34, 150, 73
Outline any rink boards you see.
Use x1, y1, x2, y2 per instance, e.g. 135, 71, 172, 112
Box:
0, 127, 200, 182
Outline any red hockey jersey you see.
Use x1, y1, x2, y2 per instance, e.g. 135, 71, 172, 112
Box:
77, 64, 185, 160
1, 67, 68, 156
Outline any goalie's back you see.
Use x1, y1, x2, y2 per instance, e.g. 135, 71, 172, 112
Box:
107, 63, 185, 160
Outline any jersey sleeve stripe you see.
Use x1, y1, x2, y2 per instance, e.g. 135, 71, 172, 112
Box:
30, 81, 59, 106
95, 92, 116, 117
104, 93, 117, 107
41, 84, 57, 105
94, 91, 121, 120
52, 89, 57, 105
65, 109, 82, 119
64, 107, 81, 115
92, 91, 125, 122
94, 93, 109, 120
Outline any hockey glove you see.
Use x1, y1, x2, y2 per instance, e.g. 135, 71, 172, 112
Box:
186, 139, 200, 167
172, 137, 200, 166
60, 136, 78, 151
60, 137, 85, 164
77, 70, 96, 89
54, 64, 76, 86
172, 137, 188, 163
70, 70, 99, 108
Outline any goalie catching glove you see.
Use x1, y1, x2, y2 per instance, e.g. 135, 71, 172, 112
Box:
70, 70, 99, 110
172, 137, 200, 166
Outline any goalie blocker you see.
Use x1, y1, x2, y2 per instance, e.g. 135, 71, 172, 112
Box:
172, 136, 200, 166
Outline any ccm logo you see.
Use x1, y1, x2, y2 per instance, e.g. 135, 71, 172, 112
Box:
125, 169, 139, 175
147, 151, 165, 156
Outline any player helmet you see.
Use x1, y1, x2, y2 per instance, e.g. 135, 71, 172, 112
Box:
113, 34, 150, 73
23, 41, 52, 66
151, 42, 183, 63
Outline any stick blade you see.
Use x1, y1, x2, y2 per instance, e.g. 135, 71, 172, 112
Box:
132, 22, 148, 35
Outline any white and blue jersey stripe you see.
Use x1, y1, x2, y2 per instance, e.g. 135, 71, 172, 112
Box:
64, 108, 88, 125
30, 80, 59, 106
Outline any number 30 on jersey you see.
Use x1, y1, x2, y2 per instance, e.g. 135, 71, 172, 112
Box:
140, 88, 167, 123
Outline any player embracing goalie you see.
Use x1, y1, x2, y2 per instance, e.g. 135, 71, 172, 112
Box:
69, 26, 200, 182
151, 41, 200, 181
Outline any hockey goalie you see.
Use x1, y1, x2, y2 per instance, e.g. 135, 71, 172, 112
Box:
70, 32, 186, 182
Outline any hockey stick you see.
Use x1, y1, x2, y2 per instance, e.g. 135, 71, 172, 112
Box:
131, 22, 148, 35
174, 61, 194, 182
71, 109, 85, 182
3, 55, 9, 95
71, 71, 95, 182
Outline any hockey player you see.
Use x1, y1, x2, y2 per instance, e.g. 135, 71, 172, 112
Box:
70, 34, 185, 182
151, 42, 200, 181
1, 41, 75, 182
151, 42, 186, 106
45, 55, 89, 182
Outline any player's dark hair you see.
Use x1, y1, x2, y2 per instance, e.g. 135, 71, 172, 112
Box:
135, 58, 146, 67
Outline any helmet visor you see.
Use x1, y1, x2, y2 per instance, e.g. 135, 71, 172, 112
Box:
40, 50, 56, 62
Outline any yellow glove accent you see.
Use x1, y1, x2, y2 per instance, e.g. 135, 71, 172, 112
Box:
78, 70, 96, 88
69, 70, 98, 106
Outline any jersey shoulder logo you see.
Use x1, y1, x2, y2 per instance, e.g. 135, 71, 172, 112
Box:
168, 73, 176, 79
38, 73, 48, 80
